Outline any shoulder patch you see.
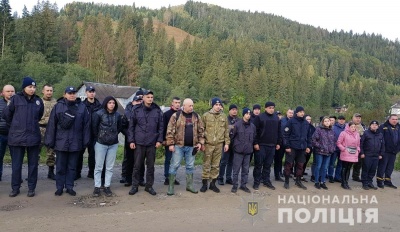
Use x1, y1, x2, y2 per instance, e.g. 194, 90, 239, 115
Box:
284, 127, 290, 132
36, 100, 40, 105
383, 127, 388, 130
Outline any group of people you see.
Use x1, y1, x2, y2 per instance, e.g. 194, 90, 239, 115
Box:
0, 77, 399, 198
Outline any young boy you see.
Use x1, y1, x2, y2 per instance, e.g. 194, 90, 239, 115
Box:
360, 120, 384, 190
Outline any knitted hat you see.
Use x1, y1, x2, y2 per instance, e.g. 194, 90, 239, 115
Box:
229, 104, 238, 111
265, 101, 275, 108
211, 97, 222, 107
242, 107, 251, 116
295, 106, 305, 113
21, 77, 36, 89
253, 104, 261, 110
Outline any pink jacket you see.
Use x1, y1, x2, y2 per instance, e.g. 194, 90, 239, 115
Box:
337, 125, 360, 163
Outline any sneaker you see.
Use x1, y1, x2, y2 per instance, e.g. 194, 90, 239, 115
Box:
9, 189, 20, 197
384, 182, 398, 189
253, 184, 259, 190
362, 185, 370, 190
66, 189, 76, 196
55, 189, 63, 196
93, 187, 101, 197
320, 183, 328, 190
367, 183, 378, 190
27, 190, 35, 197
263, 181, 276, 190
314, 183, 321, 189
119, 176, 127, 183
129, 187, 138, 195
104, 187, 113, 197
239, 186, 251, 193
145, 186, 157, 195
231, 186, 238, 193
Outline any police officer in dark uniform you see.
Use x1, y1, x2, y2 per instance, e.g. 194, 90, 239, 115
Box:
3, 77, 44, 197
76, 85, 101, 180
45, 86, 90, 196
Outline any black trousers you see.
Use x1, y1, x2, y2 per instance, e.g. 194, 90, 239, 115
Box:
284, 149, 306, 177
377, 152, 396, 184
361, 156, 379, 185
274, 147, 285, 178
123, 140, 145, 183
10, 145, 40, 191
352, 158, 363, 179
341, 161, 354, 183
77, 142, 96, 175
56, 151, 79, 190
132, 145, 155, 188
253, 145, 275, 184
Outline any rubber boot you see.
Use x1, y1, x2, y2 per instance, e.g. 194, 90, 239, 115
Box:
48, 166, 56, 180
209, 179, 220, 193
200, 179, 208, 192
167, 174, 175, 196
284, 176, 290, 189
295, 176, 307, 190
186, 174, 198, 194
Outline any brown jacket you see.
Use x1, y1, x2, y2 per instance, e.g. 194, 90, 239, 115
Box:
166, 111, 205, 146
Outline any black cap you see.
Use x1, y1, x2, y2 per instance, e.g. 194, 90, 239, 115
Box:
229, 104, 238, 111
338, 115, 346, 120
253, 104, 261, 110
370, 120, 379, 126
86, 85, 95, 92
295, 106, 305, 113
265, 101, 275, 108
133, 95, 142, 101
65, 86, 77, 93
143, 89, 154, 95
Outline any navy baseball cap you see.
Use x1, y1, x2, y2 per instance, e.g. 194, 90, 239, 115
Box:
86, 85, 95, 92
65, 86, 77, 93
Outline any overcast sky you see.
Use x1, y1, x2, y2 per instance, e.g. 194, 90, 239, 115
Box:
9, 0, 400, 42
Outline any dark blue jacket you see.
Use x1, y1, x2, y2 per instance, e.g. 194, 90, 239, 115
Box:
0, 98, 9, 135
360, 129, 384, 157
44, 98, 90, 152
378, 121, 400, 154
253, 112, 281, 146
127, 102, 163, 146
3, 92, 44, 146
231, 119, 256, 154
333, 122, 346, 151
92, 96, 122, 146
283, 115, 311, 150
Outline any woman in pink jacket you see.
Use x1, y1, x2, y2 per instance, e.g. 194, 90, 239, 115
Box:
337, 122, 360, 190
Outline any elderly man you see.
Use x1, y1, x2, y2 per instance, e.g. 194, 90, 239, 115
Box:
166, 98, 204, 195
0, 84, 15, 181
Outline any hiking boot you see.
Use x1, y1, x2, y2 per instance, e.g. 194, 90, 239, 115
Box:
295, 177, 307, 190
231, 186, 238, 193
368, 183, 378, 190
218, 178, 224, 185
104, 187, 113, 197
239, 186, 251, 193
320, 183, 328, 190
314, 183, 321, 189
200, 179, 208, 193
209, 179, 220, 193
66, 189, 76, 196
263, 181, 276, 190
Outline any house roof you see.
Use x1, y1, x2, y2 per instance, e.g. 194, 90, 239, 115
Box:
79, 82, 140, 114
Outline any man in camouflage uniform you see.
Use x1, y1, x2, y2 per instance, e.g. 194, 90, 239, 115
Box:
40, 84, 57, 180
351, 113, 366, 182
200, 97, 230, 193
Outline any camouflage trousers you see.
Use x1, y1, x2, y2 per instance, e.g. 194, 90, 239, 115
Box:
202, 144, 223, 180
40, 127, 56, 167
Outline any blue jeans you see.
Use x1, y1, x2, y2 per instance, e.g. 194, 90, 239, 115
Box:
313, 153, 331, 183
328, 150, 342, 180
169, 146, 195, 175
164, 148, 173, 178
0, 134, 8, 177
94, 142, 118, 187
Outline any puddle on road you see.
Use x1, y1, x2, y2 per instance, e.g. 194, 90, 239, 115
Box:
70, 194, 120, 208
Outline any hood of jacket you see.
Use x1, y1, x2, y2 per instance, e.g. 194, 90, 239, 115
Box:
102, 96, 118, 113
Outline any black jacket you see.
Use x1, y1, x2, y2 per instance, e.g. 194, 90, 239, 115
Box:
163, 108, 178, 140
360, 129, 384, 157
3, 92, 44, 146
127, 102, 163, 146
283, 115, 312, 150
378, 121, 400, 154
92, 96, 122, 146
44, 98, 90, 152
231, 119, 256, 154
0, 98, 9, 135
253, 112, 281, 146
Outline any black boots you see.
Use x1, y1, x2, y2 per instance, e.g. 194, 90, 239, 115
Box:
341, 164, 351, 190
284, 176, 290, 189
200, 179, 208, 192
209, 179, 220, 193
295, 176, 307, 190
48, 166, 56, 180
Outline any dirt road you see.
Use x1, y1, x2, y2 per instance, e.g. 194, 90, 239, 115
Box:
0, 165, 399, 232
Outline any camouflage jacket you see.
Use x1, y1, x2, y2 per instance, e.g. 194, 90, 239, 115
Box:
202, 109, 230, 146
39, 97, 56, 126
166, 111, 205, 146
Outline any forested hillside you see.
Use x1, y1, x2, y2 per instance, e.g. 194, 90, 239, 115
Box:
1, 0, 399, 120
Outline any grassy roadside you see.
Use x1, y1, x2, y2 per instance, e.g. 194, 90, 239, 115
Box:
2, 146, 400, 171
